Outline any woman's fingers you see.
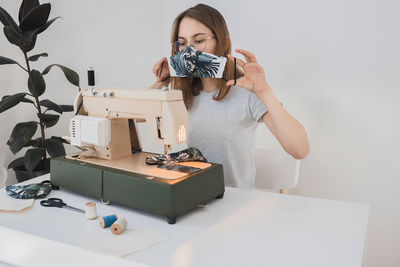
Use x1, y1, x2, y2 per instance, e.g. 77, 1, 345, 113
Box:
153, 57, 169, 79
153, 62, 159, 76
225, 79, 235, 86
153, 58, 164, 73
155, 58, 170, 82
235, 49, 257, 62
152, 64, 156, 76
228, 54, 246, 68
225, 77, 247, 87
235, 49, 257, 63
155, 59, 163, 76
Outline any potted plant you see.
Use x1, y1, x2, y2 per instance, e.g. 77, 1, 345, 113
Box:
0, 0, 80, 182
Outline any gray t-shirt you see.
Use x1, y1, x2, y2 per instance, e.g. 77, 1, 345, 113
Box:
187, 85, 268, 189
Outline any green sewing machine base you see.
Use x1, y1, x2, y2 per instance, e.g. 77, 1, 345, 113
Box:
50, 156, 225, 224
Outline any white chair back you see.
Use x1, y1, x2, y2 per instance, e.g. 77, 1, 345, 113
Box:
254, 148, 301, 191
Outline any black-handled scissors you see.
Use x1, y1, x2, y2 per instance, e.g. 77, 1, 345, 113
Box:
40, 198, 85, 214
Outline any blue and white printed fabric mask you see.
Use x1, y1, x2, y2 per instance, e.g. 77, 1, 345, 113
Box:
168, 46, 227, 78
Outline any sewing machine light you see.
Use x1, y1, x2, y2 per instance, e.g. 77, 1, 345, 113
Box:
178, 124, 186, 142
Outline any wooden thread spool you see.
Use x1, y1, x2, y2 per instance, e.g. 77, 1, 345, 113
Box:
111, 218, 128, 235
85, 202, 97, 220
99, 214, 118, 228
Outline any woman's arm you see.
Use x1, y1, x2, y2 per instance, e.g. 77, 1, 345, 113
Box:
258, 85, 309, 159
226, 49, 309, 159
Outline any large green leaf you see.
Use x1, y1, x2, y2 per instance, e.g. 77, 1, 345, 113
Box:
0, 6, 20, 32
3, 26, 31, 51
40, 99, 63, 114
3, 26, 38, 52
24, 29, 38, 52
0, 93, 28, 113
60, 105, 74, 112
45, 138, 65, 157
24, 147, 45, 171
7, 121, 38, 154
24, 137, 42, 148
8, 156, 25, 169
19, 0, 40, 23
28, 53, 48, 62
42, 114, 59, 128
37, 16, 60, 34
28, 69, 46, 96
50, 136, 70, 144
19, 3, 51, 32
21, 97, 35, 104
0, 56, 19, 65
42, 64, 80, 87
3, 94, 36, 105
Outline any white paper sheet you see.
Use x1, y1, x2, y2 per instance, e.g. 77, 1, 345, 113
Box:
0, 188, 34, 211
82, 226, 170, 257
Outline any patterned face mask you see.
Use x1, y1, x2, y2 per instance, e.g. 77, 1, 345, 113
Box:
6, 180, 58, 199
168, 46, 227, 78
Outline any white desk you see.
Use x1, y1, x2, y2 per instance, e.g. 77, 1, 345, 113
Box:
0, 174, 369, 267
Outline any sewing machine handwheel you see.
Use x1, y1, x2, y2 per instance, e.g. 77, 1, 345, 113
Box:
216, 193, 224, 199
167, 216, 177, 224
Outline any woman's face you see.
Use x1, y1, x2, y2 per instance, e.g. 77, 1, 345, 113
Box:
177, 17, 217, 55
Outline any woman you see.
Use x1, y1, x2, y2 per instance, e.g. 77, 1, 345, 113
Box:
150, 4, 309, 189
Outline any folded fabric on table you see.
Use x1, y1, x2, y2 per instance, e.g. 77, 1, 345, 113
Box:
6, 180, 56, 199
145, 147, 207, 165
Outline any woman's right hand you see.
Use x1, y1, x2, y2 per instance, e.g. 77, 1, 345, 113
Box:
152, 57, 170, 86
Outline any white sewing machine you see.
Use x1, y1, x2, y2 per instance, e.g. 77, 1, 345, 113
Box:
51, 87, 224, 224
70, 88, 187, 159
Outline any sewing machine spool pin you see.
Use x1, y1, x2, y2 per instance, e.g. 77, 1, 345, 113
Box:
88, 67, 96, 95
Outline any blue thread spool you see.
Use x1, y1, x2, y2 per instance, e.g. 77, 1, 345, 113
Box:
99, 214, 118, 228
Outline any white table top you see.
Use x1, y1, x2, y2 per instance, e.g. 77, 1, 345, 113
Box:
0, 174, 369, 267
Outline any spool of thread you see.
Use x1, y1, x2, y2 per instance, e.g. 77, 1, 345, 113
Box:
111, 218, 128, 235
99, 214, 118, 228
88, 67, 95, 86
85, 202, 97, 220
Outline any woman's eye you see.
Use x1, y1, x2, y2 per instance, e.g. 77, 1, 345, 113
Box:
194, 39, 205, 44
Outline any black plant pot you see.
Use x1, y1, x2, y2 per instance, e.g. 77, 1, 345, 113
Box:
13, 159, 51, 183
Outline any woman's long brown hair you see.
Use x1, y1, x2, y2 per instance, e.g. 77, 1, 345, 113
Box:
170, 4, 243, 109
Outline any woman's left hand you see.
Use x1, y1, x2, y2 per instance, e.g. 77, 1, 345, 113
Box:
226, 49, 271, 95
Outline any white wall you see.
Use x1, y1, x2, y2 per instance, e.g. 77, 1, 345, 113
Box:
1, 0, 399, 266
